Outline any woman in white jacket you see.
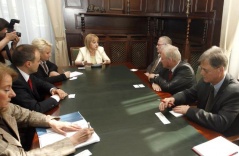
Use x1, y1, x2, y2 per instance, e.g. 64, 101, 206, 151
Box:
75, 34, 111, 66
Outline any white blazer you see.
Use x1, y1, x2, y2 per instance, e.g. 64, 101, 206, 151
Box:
75, 46, 110, 64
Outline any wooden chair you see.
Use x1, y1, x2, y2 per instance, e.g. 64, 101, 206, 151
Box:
70, 47, 80, 66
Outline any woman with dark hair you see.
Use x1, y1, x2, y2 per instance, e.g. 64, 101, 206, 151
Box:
0, 18, 20, 64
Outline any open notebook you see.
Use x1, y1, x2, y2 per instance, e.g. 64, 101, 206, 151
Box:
36, 112, 100, 148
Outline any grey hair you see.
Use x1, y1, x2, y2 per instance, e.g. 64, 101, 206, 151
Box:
198, 46, 228, 69
162, 44, 181, 62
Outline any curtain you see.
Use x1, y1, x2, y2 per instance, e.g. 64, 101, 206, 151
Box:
0, 0, 70, 66
220, 0, 239, 79
45, 0, 69, 66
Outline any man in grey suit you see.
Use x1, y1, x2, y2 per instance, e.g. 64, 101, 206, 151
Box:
159, 46, 239, 137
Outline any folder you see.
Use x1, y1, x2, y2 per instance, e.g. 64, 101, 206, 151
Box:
192, 136, 239, 156
36, 112, 100, 148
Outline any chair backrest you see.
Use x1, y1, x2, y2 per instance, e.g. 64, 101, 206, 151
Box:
70, 47, 81, 66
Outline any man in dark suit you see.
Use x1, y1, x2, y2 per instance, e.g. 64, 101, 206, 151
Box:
149, 44, 196, 94
10, 44, 68, 113
145, 36, 172, 77
160, 46, 239, 137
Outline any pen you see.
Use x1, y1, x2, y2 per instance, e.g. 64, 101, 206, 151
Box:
229, 151, 238, 156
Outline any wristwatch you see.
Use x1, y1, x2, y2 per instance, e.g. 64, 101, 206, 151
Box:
154, 74, 159, 79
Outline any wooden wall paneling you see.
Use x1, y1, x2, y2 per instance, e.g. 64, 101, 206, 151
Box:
145, 0, 161, 13
131, 40, 148, 68
110, 40, 128, 63
63, 0, 224, 69
129, 0, 143, 13
191, 0, 209, 13
88, 0, 104, 8
108, 0, 124, 13
163, 0, 186, 15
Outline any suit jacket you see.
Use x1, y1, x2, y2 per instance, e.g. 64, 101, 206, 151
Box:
173, 73, 239, 136
146, 56, 164, 74
153, 61, 196, 94
10, 64, 59, 113
0, 104, 75, 156
33, 60, 67, 84
75, 46, 110, 64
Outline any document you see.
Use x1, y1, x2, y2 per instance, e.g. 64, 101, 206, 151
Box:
169, 110, 183, 117
155, 112, 171, 124
70, 71, 83, 77
192, 136, 239, 156
36, 112, 100, 149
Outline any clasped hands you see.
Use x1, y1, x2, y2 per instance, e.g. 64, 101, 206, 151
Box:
51, 88, 68, 99
81, 60, 110, 66
49, 119, 94, 146
159, 97, 189, 114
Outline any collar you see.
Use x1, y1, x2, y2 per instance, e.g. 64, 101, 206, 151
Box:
17, 67, 29, 82
212, 74, 226, 96
171, 61, 180, 73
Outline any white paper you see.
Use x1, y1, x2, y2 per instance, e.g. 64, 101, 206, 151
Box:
133, 84, 140, 88
70, 71, 83, 77
155, 112, 171, 124
74, 149, 92, 156
39, 119, 100, 149
130, 69, 138, 72
192, 136, 239, 156
169, 110, 183, 117
138, 84, 145, 88
70, 77, 77, 80
68, 94, 76, 98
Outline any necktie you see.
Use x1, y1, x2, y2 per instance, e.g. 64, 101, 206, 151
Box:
42, 61, 49, 74
28, 78, 33, 90
205, 85, 215, 111
150, 55, 161, 73
168, 70, 173, 81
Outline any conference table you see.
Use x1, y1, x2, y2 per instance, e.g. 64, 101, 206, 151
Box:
32, 63, 221, 156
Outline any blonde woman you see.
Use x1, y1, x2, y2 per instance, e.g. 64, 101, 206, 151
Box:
32, 38, 70, 84
75, 34, 111, 66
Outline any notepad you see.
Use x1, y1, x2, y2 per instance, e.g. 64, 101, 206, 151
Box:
70, 71, 83, 77
192, 136, 239, 156
36, 112, 100, 149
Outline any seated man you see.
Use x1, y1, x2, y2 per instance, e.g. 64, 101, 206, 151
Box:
10, 44, 68, 113
149, 44, 196, 94
0, 63, 94, 155
32, 38, 70, 84
145, 36, 172, 77
160, 46, 239, 137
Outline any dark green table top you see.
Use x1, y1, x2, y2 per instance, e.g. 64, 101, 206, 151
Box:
58, 65, 206, 156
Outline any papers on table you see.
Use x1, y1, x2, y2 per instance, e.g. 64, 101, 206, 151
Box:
68, 94, 75, 98
155, 111, 183, 124
130, 68, 138, 72
36, 112, 100, 149
192, 136, 239, 156
70, 71, 83, 77
133, 84, 145, 88
169, 110, 183, 117
155, 112, 171, 124
75, 149, 92, 156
